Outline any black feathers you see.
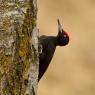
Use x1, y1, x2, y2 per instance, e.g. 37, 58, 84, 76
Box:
38, 36, 57, 81
38, 20, 69, 81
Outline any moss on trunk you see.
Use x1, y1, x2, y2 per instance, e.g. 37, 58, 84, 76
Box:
0, 0, 38, 95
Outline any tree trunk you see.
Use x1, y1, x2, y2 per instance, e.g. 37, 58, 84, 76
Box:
0, 0, 38, 95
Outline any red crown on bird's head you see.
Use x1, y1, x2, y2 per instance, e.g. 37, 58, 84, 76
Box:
57, 19, 70, 45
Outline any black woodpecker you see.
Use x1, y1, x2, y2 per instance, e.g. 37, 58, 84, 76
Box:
38, 19, 69, 81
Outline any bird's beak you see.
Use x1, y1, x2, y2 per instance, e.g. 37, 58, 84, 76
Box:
57, 19, 63, 33
57, 19, 70, 42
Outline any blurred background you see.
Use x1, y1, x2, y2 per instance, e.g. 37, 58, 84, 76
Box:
37, 0, 95, 95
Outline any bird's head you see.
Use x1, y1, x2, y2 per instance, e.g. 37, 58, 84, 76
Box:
57, 19, 69, 46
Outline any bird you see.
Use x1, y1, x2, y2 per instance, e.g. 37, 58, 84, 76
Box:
38, 19, 69, 82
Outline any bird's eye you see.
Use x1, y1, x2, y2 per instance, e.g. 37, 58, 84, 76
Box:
64, 34, 67, 38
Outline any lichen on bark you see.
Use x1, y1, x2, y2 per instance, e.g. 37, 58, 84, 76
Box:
0, 0, 38, 95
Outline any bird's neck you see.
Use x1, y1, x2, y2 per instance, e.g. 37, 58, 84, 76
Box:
40, 35, 60, 46
48, 36, 59, 46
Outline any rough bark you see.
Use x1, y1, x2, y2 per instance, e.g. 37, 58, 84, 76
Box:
0, 0, 38, 95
